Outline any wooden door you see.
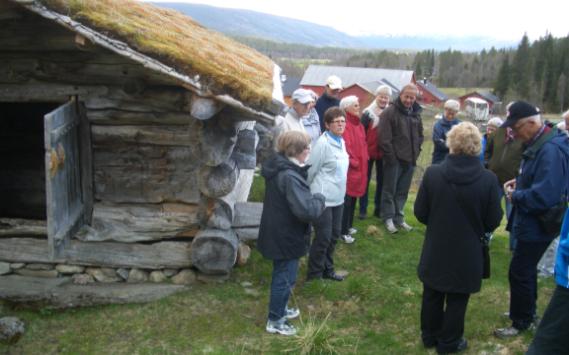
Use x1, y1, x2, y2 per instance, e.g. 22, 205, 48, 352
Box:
44, 98, 92, 259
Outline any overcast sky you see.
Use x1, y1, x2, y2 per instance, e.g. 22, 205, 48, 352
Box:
147, 0, 567, 41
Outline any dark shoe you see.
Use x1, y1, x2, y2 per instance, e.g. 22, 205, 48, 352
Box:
358, 213, 366, 220
323, 272, 345, 281
373, 209, 381, 218
437, 338, 467, 354
493, 326, 522, 338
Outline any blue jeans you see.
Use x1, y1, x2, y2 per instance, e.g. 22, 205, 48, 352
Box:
359, 158, 383, 216
268, 259, 299, 321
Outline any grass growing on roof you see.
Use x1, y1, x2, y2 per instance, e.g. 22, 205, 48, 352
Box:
39, 0, 275, 110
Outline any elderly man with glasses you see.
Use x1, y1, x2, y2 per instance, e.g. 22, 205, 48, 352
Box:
494, 101, 569, 338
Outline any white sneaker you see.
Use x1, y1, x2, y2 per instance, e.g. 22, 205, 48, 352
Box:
385, 219, 398, 234
266, 319, 297, 336
397, 222, 413, 232
341, 235, 355, 244
285, 306, 300, 320
348, 227, 357, 235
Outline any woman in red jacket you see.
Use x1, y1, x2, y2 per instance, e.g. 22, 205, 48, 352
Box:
339, 95, 369, 243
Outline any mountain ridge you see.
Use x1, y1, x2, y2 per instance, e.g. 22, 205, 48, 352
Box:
154, 2, 516, 51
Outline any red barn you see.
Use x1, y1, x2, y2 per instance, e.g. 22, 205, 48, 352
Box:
416, 80, 448, 107
300, 65, 414, 105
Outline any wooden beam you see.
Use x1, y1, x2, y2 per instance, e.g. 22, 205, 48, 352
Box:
0, 83, 108, 102
199, 159, 239, 198
64, 240, 192, 269
0, 238, 54, 264
0, 238, 193, 269
0, 275, 186, 309
190, 96, 224, 120
91, 125, 196, 146
93, 146, 201, 204
0, 218, 47, 237
80, 203, 201, 243
200, 115, 238, 167
191, 229, 238, 275
232, 202, 263, 228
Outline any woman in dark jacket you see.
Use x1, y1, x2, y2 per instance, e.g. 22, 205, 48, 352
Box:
257, 131, 326, 336
414, 122, 503, 354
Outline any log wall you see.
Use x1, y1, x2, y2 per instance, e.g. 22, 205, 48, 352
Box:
0, 2, 263, 273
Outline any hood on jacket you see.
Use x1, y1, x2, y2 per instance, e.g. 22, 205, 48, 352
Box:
441, 154, 484, 185
549, 129, 569, 159
261, 153, 309, 180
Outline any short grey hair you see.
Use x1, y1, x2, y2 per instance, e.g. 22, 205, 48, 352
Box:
375, 85, 392, 97
444, 99, 460, 112
339, 95, 359, 110
562, 109, 569, 120
487, 116, 504, 127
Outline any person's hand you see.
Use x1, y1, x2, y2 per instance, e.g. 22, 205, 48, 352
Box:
504, 179, 516, 201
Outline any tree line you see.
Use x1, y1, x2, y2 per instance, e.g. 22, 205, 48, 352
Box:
236, 34, 569, 113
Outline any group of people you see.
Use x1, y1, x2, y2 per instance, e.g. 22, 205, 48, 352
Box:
256, 73, 569, 354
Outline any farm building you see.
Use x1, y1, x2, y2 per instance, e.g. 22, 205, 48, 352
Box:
340, 80, 400, 109
459, 91, 501, 113
300, 65, 415, 105
281, 75, 302, 106
0, 0, 282, 305
416, 80, 448, 107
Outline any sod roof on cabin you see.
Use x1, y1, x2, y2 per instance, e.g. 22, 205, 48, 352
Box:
38, 0, 275, 111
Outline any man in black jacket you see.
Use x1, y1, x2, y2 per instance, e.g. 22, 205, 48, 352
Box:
379, 84, 424, 234
315, 75, 342, 131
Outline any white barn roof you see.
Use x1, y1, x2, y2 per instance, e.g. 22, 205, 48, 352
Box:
300, 65, 415, 92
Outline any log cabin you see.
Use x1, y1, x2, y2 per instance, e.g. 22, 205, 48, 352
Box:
0, 0, 279, 284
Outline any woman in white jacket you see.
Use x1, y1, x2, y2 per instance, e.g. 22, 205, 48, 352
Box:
306, 107, 350, 281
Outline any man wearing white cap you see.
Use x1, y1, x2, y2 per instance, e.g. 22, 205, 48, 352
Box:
315, 75, 343, 131
283, 88, 315, 133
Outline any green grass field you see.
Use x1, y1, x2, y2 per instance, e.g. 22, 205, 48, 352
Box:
0, 111, 556, 354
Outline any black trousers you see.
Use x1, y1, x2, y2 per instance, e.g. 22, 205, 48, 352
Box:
359, 158, 383, 216
421, 284, 470, 353
307, 205, 344, 279
527, 285, 569, 354
508, 239, 551, 330
341, 195, 357, 235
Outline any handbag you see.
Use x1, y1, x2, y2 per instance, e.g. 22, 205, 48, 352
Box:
444, 173, 491, 279
537, 198, 567, 236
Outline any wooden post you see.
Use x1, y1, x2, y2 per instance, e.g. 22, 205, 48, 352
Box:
191, 229, 239, 275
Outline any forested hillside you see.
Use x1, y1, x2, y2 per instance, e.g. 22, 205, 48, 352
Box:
240, 35, 569, 113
